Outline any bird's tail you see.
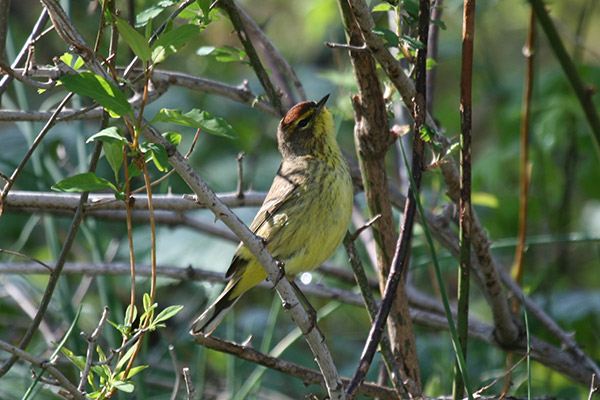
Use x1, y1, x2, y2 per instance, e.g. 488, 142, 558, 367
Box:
190, 279, 241, 336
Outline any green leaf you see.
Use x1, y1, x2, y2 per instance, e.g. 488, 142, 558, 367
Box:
135, 0, 177, 27
151, 24, 201, 63
104, 141, 124, 180
91, 364, 109, 382
115, 365, 148, 381
198, 0, 211, 18
162, 132, 182, 146
115, 344, 138, 373
96, 345, 107, 362
401, 0, 419, 18
124, 304, 138, 328
151, 108, 237, 138
123, 365, 148, 379
140, 142, 169, 172
143, 293, 152, 312
373, 3, 394, 12
60, 52, 84, 70
116, 18, 152, 62
87, 126, 128, 144
419, 125, 434, 142
153, 305, 184, 325
197, 45, 246, 63
431, 18, 446, 30
87, 391, 102, 399
372, 27, 399, 48
60, 72, 131, 118
196, 45, 215, 56
52, 172, 118, 193
112, 380, 135, 393
426, 57, 437, 70
59, 347, 86, 371
401, 34, 424, 50
189, 110, 237, 138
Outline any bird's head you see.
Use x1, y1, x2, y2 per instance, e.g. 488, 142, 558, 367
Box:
277, 94, 337, 159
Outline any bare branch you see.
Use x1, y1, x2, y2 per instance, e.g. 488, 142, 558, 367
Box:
0, 338, 86, 400
78, 307, 109, 392
193, 335, 398, 400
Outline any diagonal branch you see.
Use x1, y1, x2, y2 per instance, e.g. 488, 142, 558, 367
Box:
218, 0, 285, 116
528, 0, 600, 159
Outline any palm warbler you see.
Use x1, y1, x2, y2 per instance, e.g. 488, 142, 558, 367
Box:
190, 95, 353, 335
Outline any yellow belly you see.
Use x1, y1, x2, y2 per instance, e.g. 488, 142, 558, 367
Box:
230, 160, 353, 297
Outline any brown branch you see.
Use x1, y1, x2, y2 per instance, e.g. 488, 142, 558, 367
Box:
0, 339, 86, 399
78, 307, 109, 392
426, 0, 444, 113
193, 335, 398, 400
0, 8, 49, 97
340, 0, 430, 395
453, 0, 475, 398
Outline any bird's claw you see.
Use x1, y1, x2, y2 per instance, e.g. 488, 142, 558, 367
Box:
270, 260, 286, 289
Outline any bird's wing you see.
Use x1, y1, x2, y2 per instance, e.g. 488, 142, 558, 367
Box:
225, 166, 300, 279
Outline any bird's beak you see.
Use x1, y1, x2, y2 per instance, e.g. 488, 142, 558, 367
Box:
315, 94, 330, 113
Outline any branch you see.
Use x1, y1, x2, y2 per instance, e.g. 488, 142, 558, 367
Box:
0, 338, 87, 400
0, 8, 49, 97
193, 335, 398, 400
338, 0, 421, 394
528, 0, 600, 159
454, 0, 475, 397
235, 3, 306, 104
0, 68, 278, 121
1, 259, 596, 387
218, 0, 285, 116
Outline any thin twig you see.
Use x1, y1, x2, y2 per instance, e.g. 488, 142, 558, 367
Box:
168, 345, 181, 400
342, 235, 413, 398
325, 42, 368, 52
182, 367, 195, 400
0, 8, 49, 96
236, 152, 245, 199
474, 350, 531, 397
78, 307, 109, 392
587, 374, 597, 400
0, 249, 53, 272
0, 59, 56, 89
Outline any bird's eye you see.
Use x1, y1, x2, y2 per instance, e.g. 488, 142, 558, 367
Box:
297, 119, 309, 128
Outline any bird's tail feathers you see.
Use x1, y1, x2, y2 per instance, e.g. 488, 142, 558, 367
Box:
189, 280, 241, 336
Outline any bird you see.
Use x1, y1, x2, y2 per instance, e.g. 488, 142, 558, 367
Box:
190, 94, 354, 336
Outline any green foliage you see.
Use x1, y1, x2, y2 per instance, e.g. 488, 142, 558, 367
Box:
150, 108, 238, 138
59, 72, 132, 118
57, 293, 181, 398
